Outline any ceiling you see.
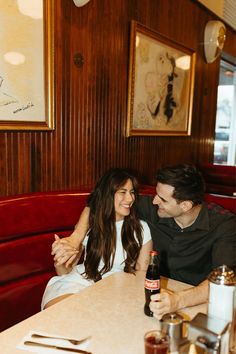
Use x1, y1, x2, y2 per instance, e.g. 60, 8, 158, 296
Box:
198, 0, 236, 30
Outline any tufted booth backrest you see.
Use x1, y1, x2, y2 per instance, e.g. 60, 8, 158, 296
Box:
198, 163, 236, 196
0, 190, 90, 331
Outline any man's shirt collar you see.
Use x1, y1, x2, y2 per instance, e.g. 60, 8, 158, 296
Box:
158, 202, 210, 232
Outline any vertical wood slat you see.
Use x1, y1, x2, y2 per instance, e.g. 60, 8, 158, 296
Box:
0, 0, 235, 197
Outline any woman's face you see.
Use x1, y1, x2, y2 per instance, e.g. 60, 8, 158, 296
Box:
114, 178, 135, 221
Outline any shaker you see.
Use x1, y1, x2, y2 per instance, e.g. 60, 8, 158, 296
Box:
161, 312, 188, 352
208, 264, 236, 351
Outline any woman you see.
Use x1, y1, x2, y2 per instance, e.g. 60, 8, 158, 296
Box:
42, 168, 152, 309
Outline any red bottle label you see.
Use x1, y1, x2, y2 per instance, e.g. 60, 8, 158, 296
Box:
145, 278, 160, 291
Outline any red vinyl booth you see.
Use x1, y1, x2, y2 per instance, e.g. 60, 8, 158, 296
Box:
198, 163, 236, 196
0, 190, 90, 332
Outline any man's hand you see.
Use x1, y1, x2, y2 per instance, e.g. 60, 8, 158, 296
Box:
150, 280, 209, 320
149, 290, 180, 320
52, 234, 82, 269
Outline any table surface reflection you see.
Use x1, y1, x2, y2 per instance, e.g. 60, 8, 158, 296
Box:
0, 271, 207, 354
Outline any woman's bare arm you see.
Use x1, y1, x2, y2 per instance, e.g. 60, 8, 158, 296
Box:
52, 207, 90, 274
135, 240, 153, 271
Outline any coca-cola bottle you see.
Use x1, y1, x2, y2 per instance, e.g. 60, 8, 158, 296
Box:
144, 250, 160, 317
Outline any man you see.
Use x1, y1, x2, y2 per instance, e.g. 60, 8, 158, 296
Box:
136, 164, 235, 318
52, 164, 236, 319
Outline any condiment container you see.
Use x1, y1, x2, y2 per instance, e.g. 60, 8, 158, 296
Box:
186, 312, 231, 354
208, 264, 236, 351
161, 312, 188, 352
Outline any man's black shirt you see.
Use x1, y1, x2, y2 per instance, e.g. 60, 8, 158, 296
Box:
137, 196, 236, 285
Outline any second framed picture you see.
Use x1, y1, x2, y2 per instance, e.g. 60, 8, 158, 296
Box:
126, 21, 196, 137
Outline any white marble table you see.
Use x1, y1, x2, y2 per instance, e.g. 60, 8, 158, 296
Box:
0, 271, 207, 354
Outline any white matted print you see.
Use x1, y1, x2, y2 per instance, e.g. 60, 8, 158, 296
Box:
126, 21, 196, 136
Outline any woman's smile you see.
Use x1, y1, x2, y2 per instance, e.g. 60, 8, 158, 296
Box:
114, 179, 135, 221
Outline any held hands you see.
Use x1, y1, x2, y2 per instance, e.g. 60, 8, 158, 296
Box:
52, 234, 83, 270
149, 290, 180, 320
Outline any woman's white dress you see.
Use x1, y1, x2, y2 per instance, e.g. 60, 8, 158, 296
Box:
41, 220, 151, 309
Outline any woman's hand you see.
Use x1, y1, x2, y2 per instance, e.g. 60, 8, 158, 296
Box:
52, 234, 82, 269
51, 207, 90, 274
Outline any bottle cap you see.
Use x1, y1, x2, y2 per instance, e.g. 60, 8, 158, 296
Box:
150, 250, 158, 256
208, 264, 236, 285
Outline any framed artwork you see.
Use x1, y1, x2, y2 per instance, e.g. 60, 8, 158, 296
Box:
126, 21, 196, 137
0, 0, 54, 130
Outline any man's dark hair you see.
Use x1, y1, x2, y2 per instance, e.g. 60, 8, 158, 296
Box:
156, 164, 206, 205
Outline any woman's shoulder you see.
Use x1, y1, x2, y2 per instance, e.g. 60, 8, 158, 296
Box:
140, 219, 149, 228
140, 219, 152, 242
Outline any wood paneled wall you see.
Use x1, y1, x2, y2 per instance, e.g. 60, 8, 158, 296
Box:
0, 0, 236, 196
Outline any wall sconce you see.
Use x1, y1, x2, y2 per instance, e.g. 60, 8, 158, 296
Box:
204, 21, 226, 63
73, 0, 90, 7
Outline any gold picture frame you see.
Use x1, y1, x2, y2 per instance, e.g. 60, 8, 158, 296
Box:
0, 0, 54, 130
126, 21, 196, 137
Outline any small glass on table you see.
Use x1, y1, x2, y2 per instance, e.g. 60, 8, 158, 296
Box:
144, 330, 169, 354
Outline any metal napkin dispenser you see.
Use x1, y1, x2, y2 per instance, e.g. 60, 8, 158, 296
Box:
187, 313, 231, 354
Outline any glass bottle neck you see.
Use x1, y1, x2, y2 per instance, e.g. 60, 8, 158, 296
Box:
149, 255, 158, 266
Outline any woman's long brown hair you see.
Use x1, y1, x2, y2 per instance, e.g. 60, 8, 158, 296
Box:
84, 168, 143, 281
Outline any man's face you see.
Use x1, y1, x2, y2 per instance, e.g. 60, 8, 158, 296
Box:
152, 182, 183, 218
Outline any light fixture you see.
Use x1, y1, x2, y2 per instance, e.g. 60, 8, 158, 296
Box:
73, 0, 90, 7
204, 21, 226, 63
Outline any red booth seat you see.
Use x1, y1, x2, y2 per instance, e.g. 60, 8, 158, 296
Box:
198, 163, 236, 196
0, 190, 90, 332
204, 193, 236, 214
